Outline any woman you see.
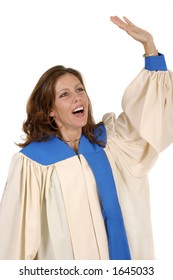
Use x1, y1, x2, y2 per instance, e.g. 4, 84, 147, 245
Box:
0, 16, 172, 260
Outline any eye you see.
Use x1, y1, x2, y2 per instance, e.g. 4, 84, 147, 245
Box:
59, 92, 69, 98
76, 87, 85, 93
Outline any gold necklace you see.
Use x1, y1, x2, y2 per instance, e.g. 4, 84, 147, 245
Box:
60, 137, 81, 143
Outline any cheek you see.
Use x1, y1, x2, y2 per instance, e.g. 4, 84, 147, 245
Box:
54, 102, 71, 121
86, 96, 89, 106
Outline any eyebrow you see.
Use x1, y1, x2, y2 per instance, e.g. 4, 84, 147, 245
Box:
57, 83, 82, 94
58, 88, 68, 94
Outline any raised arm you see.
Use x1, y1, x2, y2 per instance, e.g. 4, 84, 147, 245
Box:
103, 16, 173, 176
110, 16, 158, 57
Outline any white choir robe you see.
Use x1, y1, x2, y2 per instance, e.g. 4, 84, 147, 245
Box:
0, 54, 173, 260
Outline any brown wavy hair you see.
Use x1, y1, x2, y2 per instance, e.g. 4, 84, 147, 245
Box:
18, 65, 104, 148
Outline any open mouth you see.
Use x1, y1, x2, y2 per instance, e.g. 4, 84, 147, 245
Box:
72, 106, 84, 116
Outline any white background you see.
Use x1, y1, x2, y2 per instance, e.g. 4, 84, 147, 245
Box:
0, 0, 173, 263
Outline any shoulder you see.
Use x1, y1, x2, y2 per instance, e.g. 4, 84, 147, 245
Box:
93, 123, 107, 144
102, 112, 117, 131
20, 136, 73, 165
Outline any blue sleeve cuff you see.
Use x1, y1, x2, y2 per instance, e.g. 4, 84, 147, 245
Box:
144, 53, 167, 71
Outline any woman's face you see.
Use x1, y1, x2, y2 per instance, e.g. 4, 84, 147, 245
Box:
50, 73, 89, 136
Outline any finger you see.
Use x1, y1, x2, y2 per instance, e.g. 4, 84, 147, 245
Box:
110, 16, 121, 24
110, 16, 128, 30
123, 16, 135, 26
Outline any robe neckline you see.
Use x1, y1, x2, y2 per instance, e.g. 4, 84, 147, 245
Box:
20, 125, 107, 165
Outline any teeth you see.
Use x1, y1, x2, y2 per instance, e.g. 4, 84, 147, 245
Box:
73, 106, 84, 113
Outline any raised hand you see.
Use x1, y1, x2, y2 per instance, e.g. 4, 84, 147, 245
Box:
110, 16, 158, 56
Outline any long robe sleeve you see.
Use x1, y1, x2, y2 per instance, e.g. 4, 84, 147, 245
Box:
103, 54, 173, 177
123, 69, 173, 153
0, 154, 42, 259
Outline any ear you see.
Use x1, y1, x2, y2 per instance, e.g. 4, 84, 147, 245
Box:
49, 108, 54, 117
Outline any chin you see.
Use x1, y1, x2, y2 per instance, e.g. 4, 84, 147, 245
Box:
76, 118, 88, 128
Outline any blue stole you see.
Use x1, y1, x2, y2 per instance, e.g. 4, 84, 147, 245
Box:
20, 125, 131, 260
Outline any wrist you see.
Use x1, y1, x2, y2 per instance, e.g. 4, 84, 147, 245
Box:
143, 39, 158, 56
143, 50, 158, 58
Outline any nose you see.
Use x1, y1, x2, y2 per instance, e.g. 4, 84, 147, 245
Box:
72, 92, 81, 104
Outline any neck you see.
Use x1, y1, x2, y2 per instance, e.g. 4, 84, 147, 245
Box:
59, 128, 82, 143
59, 129, 82, 153
61, 138, 80, 154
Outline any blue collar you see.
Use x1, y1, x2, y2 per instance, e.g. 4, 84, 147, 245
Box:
20, 125, 106, 165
